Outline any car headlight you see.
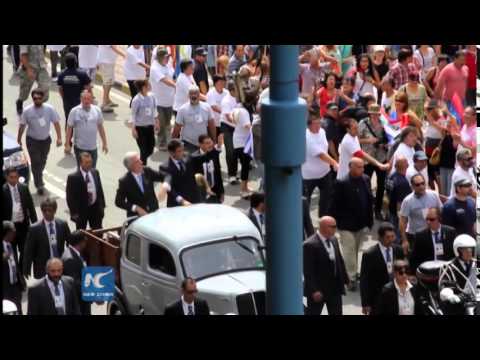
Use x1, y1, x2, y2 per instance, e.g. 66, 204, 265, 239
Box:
3, 151, 28, 170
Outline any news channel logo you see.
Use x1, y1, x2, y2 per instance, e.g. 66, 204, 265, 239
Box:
82, 267, 115, 302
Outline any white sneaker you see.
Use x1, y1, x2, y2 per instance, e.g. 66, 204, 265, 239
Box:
229, 176, 238, 185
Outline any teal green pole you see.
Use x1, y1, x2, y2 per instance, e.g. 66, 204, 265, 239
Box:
261, 45, 306, 315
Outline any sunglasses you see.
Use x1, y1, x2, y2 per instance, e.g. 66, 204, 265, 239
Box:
32, 97, 43, 101
413, 182, 425, 187
426, 217, 438, 222
328, 224, 337, 229
462, 157, 473, 161
186, 290, 198, 295
394, 267, 409, 275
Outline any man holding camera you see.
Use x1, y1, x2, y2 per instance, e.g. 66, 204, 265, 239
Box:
358, 104, 390, 221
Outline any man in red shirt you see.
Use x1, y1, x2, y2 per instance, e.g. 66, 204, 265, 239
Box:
464, 45, 477, 107
434, 50, 469, 104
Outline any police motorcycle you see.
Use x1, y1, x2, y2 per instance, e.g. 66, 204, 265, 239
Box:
437, 235, 479, 315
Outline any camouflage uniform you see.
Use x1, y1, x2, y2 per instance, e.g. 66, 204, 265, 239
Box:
17, 45, 50, 104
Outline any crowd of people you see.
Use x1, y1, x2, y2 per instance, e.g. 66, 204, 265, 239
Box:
2, 44, 478, 315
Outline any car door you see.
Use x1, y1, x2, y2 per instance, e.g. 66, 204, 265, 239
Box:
120, 232, 145, 315
141, 242, 179, 315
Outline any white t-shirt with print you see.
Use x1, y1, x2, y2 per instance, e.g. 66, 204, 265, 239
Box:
207, 87, 228, 127
302, 128, 331, 180
337, 133, 361, 180
150, 60, 175, 107
123, 46, 146, 80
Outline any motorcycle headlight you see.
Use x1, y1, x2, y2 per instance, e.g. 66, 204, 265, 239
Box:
3, 151, 28, 170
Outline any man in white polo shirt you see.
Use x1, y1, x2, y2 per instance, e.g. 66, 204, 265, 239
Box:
302, 114, 339, 218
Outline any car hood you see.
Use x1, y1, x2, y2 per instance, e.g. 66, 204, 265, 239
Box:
197, 270, 265, 296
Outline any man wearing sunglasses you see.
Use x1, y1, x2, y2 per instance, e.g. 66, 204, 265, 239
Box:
442, 179, 476, 237
449, 148, 477, 199
410, 207, 456, 273
164, 277, 210, 316
375, 260, 424, 315
17, 89, 63, 196
399, 174, 443, 255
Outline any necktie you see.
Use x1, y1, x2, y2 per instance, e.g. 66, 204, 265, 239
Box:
49, 222, 58, 258
188, 304, 194, 315
137, 174, 144, 193
325, 238, 332, 248
54, 283, 65, 315
259, 213, 264, 226
465, 262, 472, 275
206, 161, 214, 187
85, 172, 93, 206
386, 248, 391, 262
434, 232, 441, 244
13, 186, 24, 222
178, 160, 185, 173
6, 243, 17, 285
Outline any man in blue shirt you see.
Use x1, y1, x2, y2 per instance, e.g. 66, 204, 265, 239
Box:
442, 179, 476, 237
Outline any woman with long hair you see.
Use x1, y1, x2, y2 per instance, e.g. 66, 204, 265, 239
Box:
393, 92, 423, 142
316, 72, 339, 117
347, 53, 378, 103
398, 71, 429, 120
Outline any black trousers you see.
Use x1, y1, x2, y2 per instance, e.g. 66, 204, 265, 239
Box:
26, 136, 51, 189
234, 148, 251, 181
11, 45, 20, 71
13, 221, 29, 276
127, 80, 139, 107
306, 295, 343, 315
221, 123, 237, 177
75, 203, 104, 230
136, 125, 155, 165
364, 163, 386, 213
50, 51, 61, 77
3, 282, 23, 315
303, 172, 333, 218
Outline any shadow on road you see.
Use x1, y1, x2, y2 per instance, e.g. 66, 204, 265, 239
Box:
56, 154, 77, 169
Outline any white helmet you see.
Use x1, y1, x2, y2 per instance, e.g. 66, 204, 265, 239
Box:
2, 299, 18, 315
453, 234, 477, 258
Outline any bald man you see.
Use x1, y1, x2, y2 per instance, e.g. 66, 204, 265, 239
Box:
329, 157, 373, 291
27, 258, 80, 315
303, 216, 349, 315
386, 156, 412, 243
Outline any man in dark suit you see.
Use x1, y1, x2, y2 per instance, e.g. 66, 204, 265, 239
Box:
27, 258, 81, 315
329, 157, 374, 291
164, 278, 210, 316
190, 134, 225, 203
62, 230, 90, 315
3, 221, 27, 314
115, 151, 171, 217
2, 167, 38, 273
375, 260, 425, 315
360, 222, 405, 315
247, 192, 265, 239
66, 152, 106, 230
410, 207, 456, 273
23, 198, 71, 279
303, 216, 349, 315
160, 139, 201, 208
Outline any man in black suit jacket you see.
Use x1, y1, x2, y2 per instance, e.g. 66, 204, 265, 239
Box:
164, 278, 210, 316
247, 192, 265, 239
375, 260, 425, 315
115, 151, 171, 217
360, 222, 405, 315
160, 139, 201, 208
189, 134, 225, 203
23, 198, 71, 279
2, 167, 38, 273
27, 258, 81, 315
66, 152, 106, 230
329, 157, 374, 290
62, 230, 90, 315
3, 221, 27, 314
303, 216, 349, 315
410, 207, 456, 272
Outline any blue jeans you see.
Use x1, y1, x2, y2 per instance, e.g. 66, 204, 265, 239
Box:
74, 146, 98, 169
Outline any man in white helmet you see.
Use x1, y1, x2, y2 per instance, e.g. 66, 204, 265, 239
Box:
438, 234, 479, 315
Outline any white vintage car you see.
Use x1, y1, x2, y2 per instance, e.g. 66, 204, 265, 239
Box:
106, 204, 266, 315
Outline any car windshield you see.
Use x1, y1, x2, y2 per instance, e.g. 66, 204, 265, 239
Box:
181, 237, 264, 280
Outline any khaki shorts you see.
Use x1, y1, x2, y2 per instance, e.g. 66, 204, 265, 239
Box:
99, 63, 115, 86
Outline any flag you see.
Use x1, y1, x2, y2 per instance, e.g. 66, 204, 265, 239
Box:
448, 92, 465, 126
380, 108, 401, 144
244, 130, 254, 159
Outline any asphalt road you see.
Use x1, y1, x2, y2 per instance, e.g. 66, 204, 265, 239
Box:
3, 47, 382, 315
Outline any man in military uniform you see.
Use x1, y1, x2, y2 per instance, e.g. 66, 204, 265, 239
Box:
16, 45, 50, 115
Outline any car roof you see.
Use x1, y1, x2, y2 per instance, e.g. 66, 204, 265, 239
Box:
3, 131, 21, 152
128, 204, 261, 251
